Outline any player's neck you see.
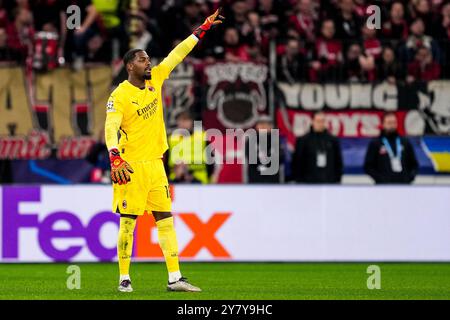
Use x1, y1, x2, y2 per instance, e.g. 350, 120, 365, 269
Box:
127, 76, 145, 89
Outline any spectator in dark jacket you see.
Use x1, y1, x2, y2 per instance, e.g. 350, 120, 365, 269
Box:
401, 17, 441, 63
376, 46, 405, 84
364, 112, 419, 184
0, 27, 19, 63
410, 0, 434, 36
310, 19, 343, 82
5, 6, 34, 63
292, 111, 343, 184
435, 2, 450, 78
244, 114, 284, 183
277, 38, 308, 83
333, 0, 362, 41
382, 1, 408, 43
343, 42, 376, 82
407, 46, 441, 82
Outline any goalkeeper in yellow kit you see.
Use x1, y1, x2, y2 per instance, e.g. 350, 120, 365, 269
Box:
104, 9, 224, 293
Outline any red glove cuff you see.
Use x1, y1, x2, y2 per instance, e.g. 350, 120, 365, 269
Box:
109, 148, 123, 168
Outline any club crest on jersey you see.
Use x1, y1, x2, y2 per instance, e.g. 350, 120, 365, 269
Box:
148, 86, 155, 92
122, 200, 127, 209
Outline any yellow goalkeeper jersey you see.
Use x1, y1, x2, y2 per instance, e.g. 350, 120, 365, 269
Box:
105, 35, 198, 161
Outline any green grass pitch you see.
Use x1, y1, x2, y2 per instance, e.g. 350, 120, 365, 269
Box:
1, 262, 449, 300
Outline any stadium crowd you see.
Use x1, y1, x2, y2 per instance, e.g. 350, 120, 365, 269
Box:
0, 0, 449, 81
0, 0, 444, 185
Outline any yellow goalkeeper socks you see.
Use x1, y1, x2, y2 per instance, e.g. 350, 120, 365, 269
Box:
117, 216, 137, 278
156, 216, 182, 283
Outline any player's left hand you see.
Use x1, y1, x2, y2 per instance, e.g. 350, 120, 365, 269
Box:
193, 8, 225, 39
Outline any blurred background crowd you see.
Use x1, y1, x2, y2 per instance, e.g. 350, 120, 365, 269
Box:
0, 0, 449, 185
1, 0, 450, 81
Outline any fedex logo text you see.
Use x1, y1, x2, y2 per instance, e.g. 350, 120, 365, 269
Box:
135, 212, 231, 259
1, 186, 231, 262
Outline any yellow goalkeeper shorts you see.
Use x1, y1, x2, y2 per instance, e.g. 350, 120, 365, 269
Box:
112, 158, 172, 215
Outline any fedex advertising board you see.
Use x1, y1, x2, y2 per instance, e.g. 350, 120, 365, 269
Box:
0, 185, 449, 262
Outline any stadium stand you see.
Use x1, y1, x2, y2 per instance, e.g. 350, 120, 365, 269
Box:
0, 0, 449, 184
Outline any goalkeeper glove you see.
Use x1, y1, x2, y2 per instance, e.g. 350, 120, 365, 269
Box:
109, 148, 134, 185
193, 8, 225, 39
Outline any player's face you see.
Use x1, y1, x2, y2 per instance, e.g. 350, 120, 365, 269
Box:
132, 51, 152, 80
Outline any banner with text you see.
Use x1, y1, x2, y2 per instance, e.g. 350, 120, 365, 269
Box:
0, 66, 111, 160
276, 81, 450, 147
202, 62, 269, 132
1, 185, 449, 262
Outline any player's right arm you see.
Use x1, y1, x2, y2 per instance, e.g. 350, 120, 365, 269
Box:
105, 95, 123, 151
104, 94, 134, 185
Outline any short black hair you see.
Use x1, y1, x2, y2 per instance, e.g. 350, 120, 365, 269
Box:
382, 111, 397, 122
176, 110, 194, 121
312, 110, 326, 119
123, 49, 144, 68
